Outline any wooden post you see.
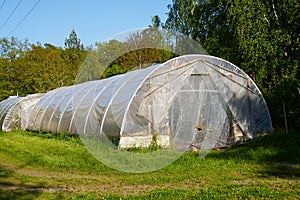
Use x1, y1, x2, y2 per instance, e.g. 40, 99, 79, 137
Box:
283, 102, 288, 134
148, 79, 152, 135
165, 75, 169, 136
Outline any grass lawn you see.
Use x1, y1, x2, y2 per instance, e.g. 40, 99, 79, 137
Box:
0, 130, 299, 199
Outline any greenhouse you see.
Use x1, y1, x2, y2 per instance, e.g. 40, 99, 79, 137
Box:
0, 54, 272, 149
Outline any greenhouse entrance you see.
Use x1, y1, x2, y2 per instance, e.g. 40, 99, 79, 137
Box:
119, 58, 250, 150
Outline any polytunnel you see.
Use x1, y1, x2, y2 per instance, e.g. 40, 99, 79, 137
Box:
0, 96, 23, 129
0, 55, 273, 149
1, 93, 45, 131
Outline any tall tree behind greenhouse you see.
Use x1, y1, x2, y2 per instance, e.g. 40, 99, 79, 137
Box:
164, 0, 241, 64
226, 0, 300, 130
63, 29, 87, 83
163, 0, 300, 130
0, 37, 31, 100
0, 33, 87, 101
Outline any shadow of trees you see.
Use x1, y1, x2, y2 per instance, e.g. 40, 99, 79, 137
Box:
0, 166, 49, 199
205, 130, 300, 179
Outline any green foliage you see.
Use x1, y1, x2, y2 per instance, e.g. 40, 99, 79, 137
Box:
0, 29, 174, 101
151, 15, 162, 28
0, 37, 30, 60
150, 133, 160, 151
64, 28, 83, 50
0, 32, 87, 101
164, 0, 300, 130
91, 30, 175, 79
102, 64, 130, 78
164, 0, 240, 63
227, 0, 300, 131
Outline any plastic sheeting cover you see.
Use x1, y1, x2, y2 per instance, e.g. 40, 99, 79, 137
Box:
0, 55, 273, 148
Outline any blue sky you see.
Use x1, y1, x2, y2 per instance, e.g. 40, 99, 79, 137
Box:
0, 0, 171, 47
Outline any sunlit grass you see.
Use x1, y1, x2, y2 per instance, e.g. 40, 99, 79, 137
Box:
0, 130, 299, 199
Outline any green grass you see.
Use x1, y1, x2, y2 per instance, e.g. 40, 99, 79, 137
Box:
0, 130, 299, 199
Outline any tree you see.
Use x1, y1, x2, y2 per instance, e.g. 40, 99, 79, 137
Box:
0, 36, 85, 101
92, 29, 175, 79
0, 37, 30, 60
227, 0, 300, 129
63, 29, 87, 79
151, 15, 162, 28
0, 57, 12, 100
22, 43, 71, 92
121, 28, 175, 69
64, 28, 83, 50
162, 0, 300, 130
0, 37, 31, 100
164, 0, 241, 64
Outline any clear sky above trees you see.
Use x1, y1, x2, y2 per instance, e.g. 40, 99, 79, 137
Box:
0, 0, 171, 46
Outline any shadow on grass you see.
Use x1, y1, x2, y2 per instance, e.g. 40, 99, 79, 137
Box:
261, 162, 300, 179
0, 188, 42, 200
205, 130, 300, 179
0, 177, 67, 199
0, 180, 44, 200
0, 165, 55, 200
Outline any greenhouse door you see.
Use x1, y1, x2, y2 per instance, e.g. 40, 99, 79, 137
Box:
168, 73, 232, 150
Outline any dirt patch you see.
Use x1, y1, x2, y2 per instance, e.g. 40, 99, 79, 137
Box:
1, 162, 197, 195
0, 185, 68, 193
0, 162, 212, 195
